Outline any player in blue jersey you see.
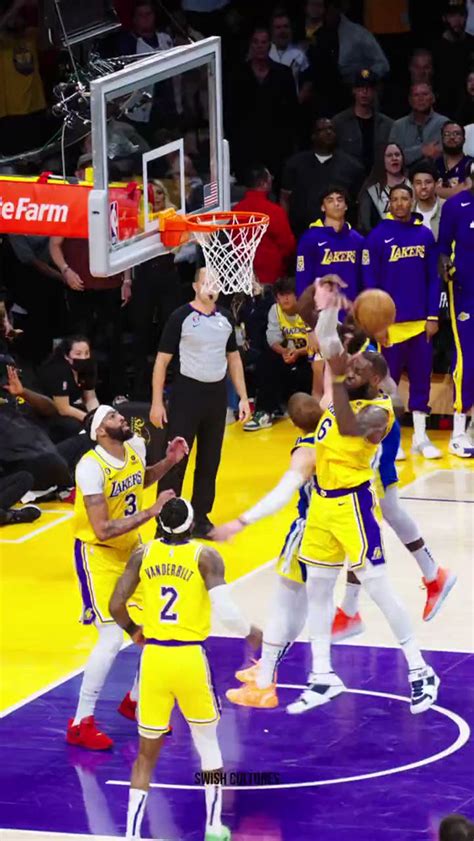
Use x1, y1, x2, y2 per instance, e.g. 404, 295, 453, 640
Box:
211, 392, 322, 708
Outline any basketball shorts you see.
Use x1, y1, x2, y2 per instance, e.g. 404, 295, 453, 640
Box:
138, 642, 221, 738
74, 539, 142, 625
298, 482, 386, 572
276, 517, 307, 584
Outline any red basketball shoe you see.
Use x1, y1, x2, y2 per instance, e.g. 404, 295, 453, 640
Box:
66, 716, 113, 750
117, 692, 137, 721
422, 567, 457, 621
331, 608, 365, 642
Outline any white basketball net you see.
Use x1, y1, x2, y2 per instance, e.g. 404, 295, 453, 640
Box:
190, 213, 269, 296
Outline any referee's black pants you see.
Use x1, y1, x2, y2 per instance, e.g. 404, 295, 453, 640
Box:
158, 376, 227, 523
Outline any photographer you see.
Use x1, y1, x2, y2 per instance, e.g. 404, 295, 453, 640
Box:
40, 336, 99, 433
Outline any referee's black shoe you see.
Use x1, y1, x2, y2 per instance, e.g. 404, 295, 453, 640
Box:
192, 516, 215, 540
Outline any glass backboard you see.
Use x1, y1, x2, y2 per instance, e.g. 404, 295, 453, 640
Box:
88, 36, 229, 276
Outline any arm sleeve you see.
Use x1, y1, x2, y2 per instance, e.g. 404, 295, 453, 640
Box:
438, 200, 456, 258
209, 585, 251, 636
75, 458, 105, 495
266, 304, 283, 347
158, 307, 186, 355
296, 231, 319, 297
240, 469, 307, 525
426, 236, 442, 319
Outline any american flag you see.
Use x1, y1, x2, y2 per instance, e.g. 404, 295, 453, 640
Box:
203, 181, 218, 207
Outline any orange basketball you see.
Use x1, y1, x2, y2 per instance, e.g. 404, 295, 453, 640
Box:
353, 290, 396, 337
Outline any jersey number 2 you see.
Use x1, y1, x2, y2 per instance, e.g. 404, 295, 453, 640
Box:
160, 586, 178, 622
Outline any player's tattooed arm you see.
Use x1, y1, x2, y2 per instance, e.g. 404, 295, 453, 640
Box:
144, 436, 189, 487
355, 405, 389, 444
84, 490, 175, 541
198, 547, 227, 590
109, 545, 145, 642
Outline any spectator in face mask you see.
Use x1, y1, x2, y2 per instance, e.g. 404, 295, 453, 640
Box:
39, 336, 99, 429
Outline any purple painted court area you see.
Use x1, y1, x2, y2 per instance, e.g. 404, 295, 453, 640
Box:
1, 639, 473, 841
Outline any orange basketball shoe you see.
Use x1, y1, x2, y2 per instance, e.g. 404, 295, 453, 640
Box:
331, 608, 365, 642
66, 716, 113, 750
422, 567, 457, 621
235, 659, 261, 683
226, 683, 278, 708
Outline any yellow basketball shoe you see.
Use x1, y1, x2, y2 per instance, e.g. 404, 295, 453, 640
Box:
235, 659, 261, 683
226, 682, 278, 708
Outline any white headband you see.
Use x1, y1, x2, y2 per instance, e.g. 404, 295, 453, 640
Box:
159, 499, 194, 534
90, 405, 115, 441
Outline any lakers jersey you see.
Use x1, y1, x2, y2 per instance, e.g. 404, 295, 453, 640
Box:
73, 442, 145, 552
276, 305, 310, 352
313, 394, 395, 490
140, 539, 211, 642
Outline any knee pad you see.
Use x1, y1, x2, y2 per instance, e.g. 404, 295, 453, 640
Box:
190, 723, 223, 771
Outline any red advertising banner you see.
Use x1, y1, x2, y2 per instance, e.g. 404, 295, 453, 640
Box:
0, 176, 140, 239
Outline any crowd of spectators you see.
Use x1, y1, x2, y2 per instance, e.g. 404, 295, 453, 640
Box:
1, 0, 474, 526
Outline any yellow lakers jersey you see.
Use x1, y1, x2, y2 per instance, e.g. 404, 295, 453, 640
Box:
73, 443, 145, 552
313, 394, 395, 490
140, 539, 210, 641
276, 305, 310, 352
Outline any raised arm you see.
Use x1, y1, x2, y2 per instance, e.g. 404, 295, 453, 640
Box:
199, 547, 262, 649
144, 437, 189, 488
328, 352, 389, 443
109, 545, 146, 642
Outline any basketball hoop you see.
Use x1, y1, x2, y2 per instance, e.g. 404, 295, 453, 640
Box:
160, 210, 269, 295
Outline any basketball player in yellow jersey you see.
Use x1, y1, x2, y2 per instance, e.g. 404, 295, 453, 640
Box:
67, 405, 188, 751
109, 497, 261, 841
288, 348, 439, 716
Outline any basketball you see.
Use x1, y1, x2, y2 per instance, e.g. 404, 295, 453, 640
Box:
353, 290, 396, 337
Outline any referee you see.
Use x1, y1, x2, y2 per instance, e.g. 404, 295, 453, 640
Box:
150, 268, 251, 538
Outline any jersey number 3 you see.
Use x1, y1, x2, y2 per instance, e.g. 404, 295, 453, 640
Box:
160, 586, 178, 622
124, 493, 137, 516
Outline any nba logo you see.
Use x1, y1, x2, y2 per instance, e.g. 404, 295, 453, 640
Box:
110, 201, 119, 245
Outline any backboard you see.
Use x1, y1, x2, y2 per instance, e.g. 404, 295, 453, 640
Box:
88, 36, 229, 276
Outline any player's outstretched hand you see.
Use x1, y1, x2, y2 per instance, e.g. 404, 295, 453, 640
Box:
246, 625, 263, 651
4, 365, 24, 396
166, 436, 189, 463
328, 350, 349, 379
152, 489, 176, 517
314, 274, 348, 311
238, 399, 252, 423
150, 401, 167, 428
209, 519, 244, 542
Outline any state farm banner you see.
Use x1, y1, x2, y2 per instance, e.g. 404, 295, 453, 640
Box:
0, 176, 140, 239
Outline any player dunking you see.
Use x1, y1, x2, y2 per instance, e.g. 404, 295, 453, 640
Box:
109, 497, 261, 841
67, 405, 188, 750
